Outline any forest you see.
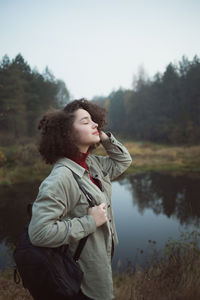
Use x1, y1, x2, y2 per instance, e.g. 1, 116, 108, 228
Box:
94, 55, 200, 145
0, 54, 200, 145
0, 54, 70, 145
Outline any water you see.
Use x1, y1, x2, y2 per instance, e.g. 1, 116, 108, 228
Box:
111, 172, 200, 271
0, 172, 200, 271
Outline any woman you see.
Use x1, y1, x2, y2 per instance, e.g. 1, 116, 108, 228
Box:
29, 99, 132, 300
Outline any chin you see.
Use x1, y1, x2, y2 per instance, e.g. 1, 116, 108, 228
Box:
95, 136, 101, 142
90, 138, 100, 145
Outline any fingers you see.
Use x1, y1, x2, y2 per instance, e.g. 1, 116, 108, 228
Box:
99, 202, 106, 209
88, 202, 107, 227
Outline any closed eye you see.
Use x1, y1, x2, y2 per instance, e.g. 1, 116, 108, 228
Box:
80, 116, 91, 124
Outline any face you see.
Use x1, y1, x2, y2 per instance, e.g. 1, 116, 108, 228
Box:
73, 108, 100, 153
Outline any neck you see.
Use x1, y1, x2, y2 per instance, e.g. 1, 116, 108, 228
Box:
78, 146, 89, 153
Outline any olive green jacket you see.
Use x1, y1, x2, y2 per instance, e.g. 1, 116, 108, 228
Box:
28, 132, 132, 300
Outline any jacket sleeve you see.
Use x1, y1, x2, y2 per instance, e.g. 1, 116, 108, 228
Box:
28, 170, 96, 248
94, 132, 132, 181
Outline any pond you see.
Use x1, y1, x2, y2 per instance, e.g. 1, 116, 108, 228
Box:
111, 172, 200, 271
0, 172, 200, 271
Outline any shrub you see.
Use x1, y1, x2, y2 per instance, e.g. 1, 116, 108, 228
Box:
15, 144, 40, 166
2, 148, 17, 167
0, 151, 7, 167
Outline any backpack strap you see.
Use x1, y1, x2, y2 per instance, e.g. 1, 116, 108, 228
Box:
72, 172, 96, 208
71, 172, 95, 261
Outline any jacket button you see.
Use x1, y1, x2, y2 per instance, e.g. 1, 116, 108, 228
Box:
108, 205, 110, 208
109, 219, 111, 222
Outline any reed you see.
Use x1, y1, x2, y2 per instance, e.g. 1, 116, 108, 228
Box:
113, 231, 200, 300
0, 232, 199, 300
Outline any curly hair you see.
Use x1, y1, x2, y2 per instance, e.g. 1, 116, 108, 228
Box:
38, 99, 107, 164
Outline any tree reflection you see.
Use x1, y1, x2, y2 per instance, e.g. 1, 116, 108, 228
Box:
119, 172, 200, 226
0, 172, 200, 247
0, 182, 40, 245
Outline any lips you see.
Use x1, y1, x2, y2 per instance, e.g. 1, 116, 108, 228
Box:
93, 131, 99, 135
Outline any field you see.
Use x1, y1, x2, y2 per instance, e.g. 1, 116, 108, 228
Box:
0, 140, 200, 186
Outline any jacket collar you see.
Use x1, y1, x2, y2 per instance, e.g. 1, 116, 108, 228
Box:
55, 157, 90, 178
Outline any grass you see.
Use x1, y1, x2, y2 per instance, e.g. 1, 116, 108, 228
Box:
0, 270, 32, 300
95, 140, 200, 177
0, 162, 51, 187
113, 230, 200, 300
1, 231, 200, 300
0, 140, 200, 186
113, 254, 200, 300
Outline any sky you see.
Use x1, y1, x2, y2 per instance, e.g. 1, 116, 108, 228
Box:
0, 0, 200, 99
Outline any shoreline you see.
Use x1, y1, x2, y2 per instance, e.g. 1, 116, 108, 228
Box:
1, 141, 200, 186
1, 235, 200, 300
0, 141, 200, 299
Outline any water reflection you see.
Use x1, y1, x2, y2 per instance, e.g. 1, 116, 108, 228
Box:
111, 172, 200, 270
0, 172, 200, 270
119, 172, 200, 226
0, 182, 40, 245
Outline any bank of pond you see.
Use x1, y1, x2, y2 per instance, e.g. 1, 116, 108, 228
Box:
1, 140, 200, 187
0, 171, 200, 299
0, 172, 200, 268
1, 240, 200, 300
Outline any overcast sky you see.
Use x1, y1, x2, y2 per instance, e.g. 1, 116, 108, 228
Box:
0, 0, 200, 99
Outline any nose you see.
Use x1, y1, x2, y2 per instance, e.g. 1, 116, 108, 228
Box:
92, 121, 98, 128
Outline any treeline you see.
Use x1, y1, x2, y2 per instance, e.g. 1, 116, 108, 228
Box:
1, 54, 200, 146
0, 54, 70, 145
94, 56, 200, 145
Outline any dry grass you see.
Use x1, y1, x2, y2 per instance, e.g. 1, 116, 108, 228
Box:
113, 231, 200, 300
0, 141, 200, 186
1, 248, 200, 300
0, 270, 32, 300
95, 141, 200, 175
0, 161, 51, 186
1, 230, 200, 300
113, 247, 200, 300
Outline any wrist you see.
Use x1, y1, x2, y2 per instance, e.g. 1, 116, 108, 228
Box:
100, 131, 109, 142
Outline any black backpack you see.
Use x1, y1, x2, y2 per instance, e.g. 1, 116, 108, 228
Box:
14, 225, 83, 300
